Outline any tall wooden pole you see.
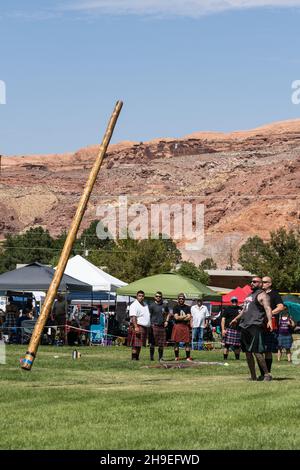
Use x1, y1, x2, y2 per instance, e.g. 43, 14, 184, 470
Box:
21, 100, 123, 370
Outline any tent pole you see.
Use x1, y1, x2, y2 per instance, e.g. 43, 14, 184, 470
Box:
20, 100, 123, 370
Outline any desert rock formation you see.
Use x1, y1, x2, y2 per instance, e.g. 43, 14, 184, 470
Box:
1, 119, 300, 267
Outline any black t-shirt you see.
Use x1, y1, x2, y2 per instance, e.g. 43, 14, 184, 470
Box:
221, 305, 241, 329
149, 302, 169, 326
267, 289, 283, 311
173, 304, 191, 324
266, 289, 283, 329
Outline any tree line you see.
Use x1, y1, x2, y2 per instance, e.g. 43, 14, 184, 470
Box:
0, 222, 299, 290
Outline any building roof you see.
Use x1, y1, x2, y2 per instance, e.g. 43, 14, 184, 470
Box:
205, 269, 254, 277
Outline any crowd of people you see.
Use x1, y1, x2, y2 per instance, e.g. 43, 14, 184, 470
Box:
0, 294, 92, 346
0, 275, 296, 381
127, 275, 296, 381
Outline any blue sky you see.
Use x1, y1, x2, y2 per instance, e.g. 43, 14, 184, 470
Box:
1, 0, 300, 154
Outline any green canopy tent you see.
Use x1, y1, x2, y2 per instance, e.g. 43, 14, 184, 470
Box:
116, 273, 222, 301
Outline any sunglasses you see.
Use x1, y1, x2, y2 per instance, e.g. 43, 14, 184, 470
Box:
251, 280, 260, 284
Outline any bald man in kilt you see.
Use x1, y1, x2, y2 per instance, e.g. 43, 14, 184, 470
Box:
172, 293, 193, 361
128, 290, 150, 360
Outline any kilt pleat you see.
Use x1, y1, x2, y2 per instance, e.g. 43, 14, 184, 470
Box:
128, 325, 148, 348
171, 323, 190, 343
224, 327, 241, 346
150, 325, 166, 347
262, 331, 279, 353
278, 334, 293, 349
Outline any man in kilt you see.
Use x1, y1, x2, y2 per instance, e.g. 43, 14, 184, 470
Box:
171, 293, 193, 361
221, 296, 241, 360
128, 290, 150, 360
230, 277, 273, 381
149, 291, 170, 361
260, 276, 285, 379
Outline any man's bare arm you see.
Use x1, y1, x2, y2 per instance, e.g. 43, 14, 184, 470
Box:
221, 317, 226, 335
272, 303, 285, 316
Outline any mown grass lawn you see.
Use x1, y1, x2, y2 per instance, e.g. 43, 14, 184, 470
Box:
0, 344, 299, 450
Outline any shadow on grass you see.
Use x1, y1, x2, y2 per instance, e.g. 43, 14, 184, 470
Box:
271, 377, 296, 381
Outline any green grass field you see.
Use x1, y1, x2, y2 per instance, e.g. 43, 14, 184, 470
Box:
1, 344, 299, 450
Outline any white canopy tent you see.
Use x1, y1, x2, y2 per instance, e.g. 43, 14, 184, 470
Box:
61, 255, 127, 292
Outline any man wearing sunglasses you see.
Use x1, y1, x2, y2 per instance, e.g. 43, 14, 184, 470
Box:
149, 291, 170, 361
260, 276, 285, 379
128, 290, 150, 360
171, 293, 193, 361
230, 277, 273, 381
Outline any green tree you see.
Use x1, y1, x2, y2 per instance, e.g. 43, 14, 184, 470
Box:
87, 236, 181, 283
0, 227, 55, 272
177, 261, 210, 285
238, 228, 300, 291
79, 220, 115, 251
200, 257, 217, 270
49, 231, 82, 266
238, 235, 270, 275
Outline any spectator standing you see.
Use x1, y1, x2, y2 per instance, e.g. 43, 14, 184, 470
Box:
149, 291, 170, 361
277, 310, 295, 362
171, 293, 192, 361
4, 296, 19, 342
221, 297, 241, 360
261, 276, 285, 378
191, 298, 210, 351
52, 293, 67, 343
128, 291, 150, 360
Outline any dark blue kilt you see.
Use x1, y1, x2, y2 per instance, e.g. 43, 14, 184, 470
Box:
278, 334, 293, 350
263, 331, 279, 353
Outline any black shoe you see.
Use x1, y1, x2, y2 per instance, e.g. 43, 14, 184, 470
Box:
257, 375, 265, 381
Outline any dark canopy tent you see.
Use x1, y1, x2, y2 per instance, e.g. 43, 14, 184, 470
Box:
0, 262, 92, 292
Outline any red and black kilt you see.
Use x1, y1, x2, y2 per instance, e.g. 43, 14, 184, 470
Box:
150, 325, 166, 347
224, 328, 241, 347
128, 325, 148, 348
171, 323, 190, 343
